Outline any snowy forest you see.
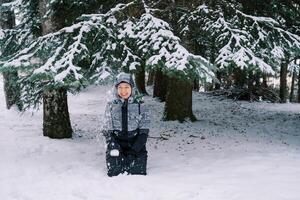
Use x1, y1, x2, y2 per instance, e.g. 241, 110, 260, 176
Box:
1, 0, 300, 199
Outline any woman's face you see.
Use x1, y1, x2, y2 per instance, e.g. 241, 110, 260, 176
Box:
117, 82, 132, 99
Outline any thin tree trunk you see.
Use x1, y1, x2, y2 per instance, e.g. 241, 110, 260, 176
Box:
164, 75, 196, 122
262, 74, 268, 88
147, 70, 154, 86
193, 77, 200, 91
134, 64, 148, 95
153, 68, 168, 102
247, 71, 255, 101
43, 88, 72, 138
298, 68, 300, 103
279, 60, 288, 103
254, 73, 261, 87
0, 0, 21, 110
233, 68, 247, 88
3, 71, 22, 110
290, 69, 296, 102
39, 0, 72, 138
214, 70, 221, 90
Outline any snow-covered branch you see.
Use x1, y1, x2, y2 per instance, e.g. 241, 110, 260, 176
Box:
180, 4, 300, 75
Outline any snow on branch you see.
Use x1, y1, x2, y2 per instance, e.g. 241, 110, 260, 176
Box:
2, 20, 98, 84
1, 1, 144, 85
133, 13, 215, 80
0, 0, 21, 12
180, 4, 300, 75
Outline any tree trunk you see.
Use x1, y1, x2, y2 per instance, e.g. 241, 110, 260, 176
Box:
3, 71, 22, 110
247, 71, 256, 101
43, 88, 72, 138
134, 64, 148, 95
153, 68, 168, 102
0, 0, 15, 29
262, 74, 268, 88
279, 60, 288, 103
214, 70, 221, 90
39, 0, 72, 138
0, 0, 21, 110
247, 71, 255, 89
147, 70, 154, 86
193, 77, 200, 91
298, 68, 300, 103
233, 68, 247, 88
164, 75, 196, 122
254, 73, 261, 87
290, 69, 296, 102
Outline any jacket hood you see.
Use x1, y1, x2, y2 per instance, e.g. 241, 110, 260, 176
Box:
113, 72, 137, 102
114, 72, 135, 88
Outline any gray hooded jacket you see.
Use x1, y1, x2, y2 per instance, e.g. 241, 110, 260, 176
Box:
102, 73, 150, 152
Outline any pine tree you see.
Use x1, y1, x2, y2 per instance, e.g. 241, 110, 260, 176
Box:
1, 1, 215, 124
0, 0, 22, 110
179, 2, 300, 93
124, 11, 215, 121
240, 0, 300, 103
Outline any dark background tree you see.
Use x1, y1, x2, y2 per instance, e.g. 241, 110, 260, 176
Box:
0, 0, 21, 110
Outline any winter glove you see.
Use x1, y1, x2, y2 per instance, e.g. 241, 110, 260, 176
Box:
104, 130, 121, 150
110, 149, 120, 157
132, 129, 149, 153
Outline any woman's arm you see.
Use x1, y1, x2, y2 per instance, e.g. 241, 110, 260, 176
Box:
102, 102, 120, 151
131, 103, 150, 153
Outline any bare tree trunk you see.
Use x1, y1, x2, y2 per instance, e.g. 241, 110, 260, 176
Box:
147, 70, 154, 86
290, 69, 296, 102
43, 88, 72, 138
255, 73, 261, 87
279, 60, 288, 103
3, 71, 22, 110
193, 77, 200, 91
164, 75, 196, 122
153, 68, 168, 102
134, 63, 148, 95
298, 68, 300, 103
233, 68, 247, 88
262, 74, 268, 88
39, 0, 72, 138
214, 71, 221, 90
0, 0, 22, 110
247, 71, 256, 101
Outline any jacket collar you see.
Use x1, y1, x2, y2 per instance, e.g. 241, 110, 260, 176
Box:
113, 96, 135, 104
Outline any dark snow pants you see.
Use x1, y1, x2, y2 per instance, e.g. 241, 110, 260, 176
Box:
106, 149, 147, 177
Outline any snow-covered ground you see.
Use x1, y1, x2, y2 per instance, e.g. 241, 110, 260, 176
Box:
1, 78, 300, 200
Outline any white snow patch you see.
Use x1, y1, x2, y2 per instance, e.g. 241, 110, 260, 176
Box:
1, 76, 300, 200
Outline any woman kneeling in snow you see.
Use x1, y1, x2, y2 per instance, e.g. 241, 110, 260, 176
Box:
102, 72, 150, 177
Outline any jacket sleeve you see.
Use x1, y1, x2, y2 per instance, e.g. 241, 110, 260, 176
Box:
132, 103, 150, 153
102, 102, 114, 131
102, 102, 120, 150
138, 103, 150, 130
